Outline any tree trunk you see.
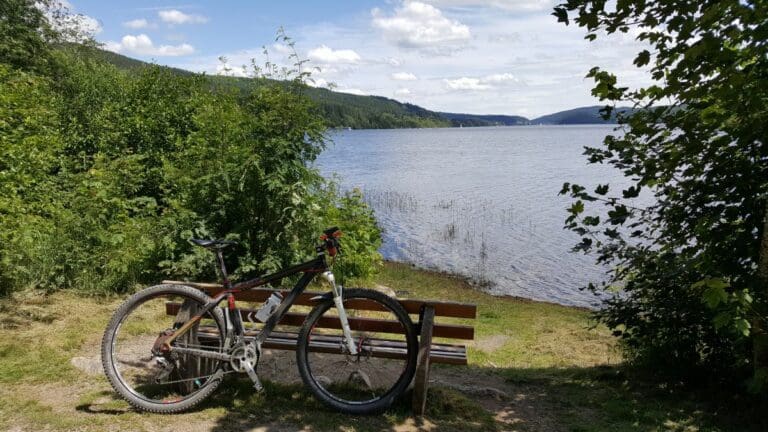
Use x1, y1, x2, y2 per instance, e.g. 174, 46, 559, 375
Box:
754, 200, 768, 388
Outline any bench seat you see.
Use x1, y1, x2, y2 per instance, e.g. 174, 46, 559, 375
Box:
193, 327, 468, 365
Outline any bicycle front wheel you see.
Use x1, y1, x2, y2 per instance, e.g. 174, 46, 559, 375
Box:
296, 288, 417, 414
101, 284, 227, 413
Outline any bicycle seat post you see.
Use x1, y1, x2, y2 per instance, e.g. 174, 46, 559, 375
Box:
215, 249, 231, 289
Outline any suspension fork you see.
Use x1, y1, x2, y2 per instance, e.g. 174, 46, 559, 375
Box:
321, 271, 358, 355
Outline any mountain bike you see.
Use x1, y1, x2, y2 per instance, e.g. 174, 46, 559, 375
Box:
101, 228, 417, 415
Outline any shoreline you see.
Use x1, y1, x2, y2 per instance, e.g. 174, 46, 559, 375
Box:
381, 260, 596, 313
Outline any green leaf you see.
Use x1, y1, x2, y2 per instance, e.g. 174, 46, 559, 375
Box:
734, 318, 751, 337
552, 7, 569, 24
568, 200, 585, 216
703, 284, 728, 308
633, 50, 651, 67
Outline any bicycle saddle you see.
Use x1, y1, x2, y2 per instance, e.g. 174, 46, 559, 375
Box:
190, 238, 237, 250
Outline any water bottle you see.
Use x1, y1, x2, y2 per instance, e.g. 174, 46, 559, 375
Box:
254, 292, 283, 322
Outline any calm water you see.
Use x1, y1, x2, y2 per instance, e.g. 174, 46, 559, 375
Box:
316, 125, 628, 308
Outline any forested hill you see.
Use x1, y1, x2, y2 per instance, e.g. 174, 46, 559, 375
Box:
438, 112, 529, 126
530, 105, 636, 124
91, 48, 630, 129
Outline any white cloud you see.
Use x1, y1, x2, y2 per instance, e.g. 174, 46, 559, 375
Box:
443, 72, 520, 91
309, 78, 329, 88
372, 1, 471, 48
422, 0, 555, 12
338, 88, 367, 96
53, 13, 102, 41
482, 72, 519, 83
444, 77, 491, 90
308, 45, 361, 64
395, 88, 412, 96
123, 18, 149, 29
391, 72, 418, 81
71, 14, 102, 35
105, 34, 195, 57
158, 9, 208, 25
271, 43, 293, 55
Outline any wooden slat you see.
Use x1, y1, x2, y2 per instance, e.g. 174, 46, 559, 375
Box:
166, 302, 473, 339
195, 328, 467, 365
199, 286, 476, 319
162, 280, 224, 289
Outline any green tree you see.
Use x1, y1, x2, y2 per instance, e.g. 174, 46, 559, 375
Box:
555, 0, 768, 385
0, 0, 53, 72
0, 5, 382, 294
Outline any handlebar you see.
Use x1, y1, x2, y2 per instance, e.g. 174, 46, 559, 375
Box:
316, 227, 342, 257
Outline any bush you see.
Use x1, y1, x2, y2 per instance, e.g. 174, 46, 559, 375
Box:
0, 9, 382, 294
556, 0, 768, 385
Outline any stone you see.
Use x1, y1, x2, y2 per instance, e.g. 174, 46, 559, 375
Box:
372, 284, 397, 298
347, 369, 372, 389
71, 356, 102, 375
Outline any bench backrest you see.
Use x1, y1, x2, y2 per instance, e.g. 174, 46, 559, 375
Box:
207, 286, 476, 340
161, 281, 476, 340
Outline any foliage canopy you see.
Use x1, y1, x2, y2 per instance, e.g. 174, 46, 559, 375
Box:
556, 0, 768, 384
0, 1, 382, 295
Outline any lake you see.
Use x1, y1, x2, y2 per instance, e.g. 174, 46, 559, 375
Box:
316, 125, 627, 308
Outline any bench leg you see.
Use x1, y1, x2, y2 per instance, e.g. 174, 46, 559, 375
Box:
412, 305, 435, 416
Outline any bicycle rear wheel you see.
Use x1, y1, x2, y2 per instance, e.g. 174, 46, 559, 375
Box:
101, 284, 227, 413
296, 288, 417, 414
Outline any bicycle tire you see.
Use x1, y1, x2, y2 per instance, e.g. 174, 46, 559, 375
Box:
296, 288, 417, 414
101, 284, 227, 413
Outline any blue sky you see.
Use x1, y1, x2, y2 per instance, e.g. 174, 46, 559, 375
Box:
64, 1, 649, 117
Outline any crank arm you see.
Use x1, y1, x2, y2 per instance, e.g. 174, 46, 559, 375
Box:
243, 361, 263, 392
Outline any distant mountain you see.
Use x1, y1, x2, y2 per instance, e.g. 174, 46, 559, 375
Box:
78, 47, 632, 129
438, 112, 529, 127
530, 105, 636, 125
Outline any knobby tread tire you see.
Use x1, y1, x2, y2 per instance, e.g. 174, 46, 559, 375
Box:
101, 284, 226, 414
296, 288, 418, 415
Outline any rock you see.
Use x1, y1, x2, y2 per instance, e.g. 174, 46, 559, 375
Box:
315, 375, 332, 388
347, 369, 372, 389
437, 382, 509, 401
372, 284, 397, 298
71, 356, 102, 375
470, 386, 509, 401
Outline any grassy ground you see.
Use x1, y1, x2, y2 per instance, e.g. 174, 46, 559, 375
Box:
0, 261, 764, 431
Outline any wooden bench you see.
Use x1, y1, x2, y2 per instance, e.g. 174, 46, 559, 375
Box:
163, 280, 477, 415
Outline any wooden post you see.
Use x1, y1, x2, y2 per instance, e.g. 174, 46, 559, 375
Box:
412, 304, 435, 416
173, 299, 200, 394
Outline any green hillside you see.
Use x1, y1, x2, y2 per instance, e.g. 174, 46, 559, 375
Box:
84, 48, 634, 129
439, 112, 529, 126
530, 105, 636, 124
86, 48, 450, 129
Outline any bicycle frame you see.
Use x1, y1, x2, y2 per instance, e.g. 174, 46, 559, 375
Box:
161, 252, 358, 360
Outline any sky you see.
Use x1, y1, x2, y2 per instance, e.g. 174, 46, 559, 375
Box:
63, 0, 650, 118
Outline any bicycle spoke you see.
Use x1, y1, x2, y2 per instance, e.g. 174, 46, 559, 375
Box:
298, 289, 417, 413
105, 289, 227, 407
